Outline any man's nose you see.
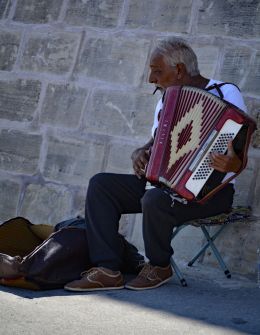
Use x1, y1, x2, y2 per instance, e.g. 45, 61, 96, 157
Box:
149, 73, 156, 83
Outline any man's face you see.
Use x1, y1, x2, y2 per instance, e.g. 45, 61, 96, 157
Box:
149, 53, 179, 92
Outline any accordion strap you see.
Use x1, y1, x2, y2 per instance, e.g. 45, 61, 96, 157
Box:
206, 82, 240, 100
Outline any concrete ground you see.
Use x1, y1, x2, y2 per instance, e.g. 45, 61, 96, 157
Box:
0, 264, 259, 335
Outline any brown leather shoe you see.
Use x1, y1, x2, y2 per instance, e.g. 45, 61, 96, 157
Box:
125, 263, 173, 290
64, 267, 124, 292
0, 253, 22, 279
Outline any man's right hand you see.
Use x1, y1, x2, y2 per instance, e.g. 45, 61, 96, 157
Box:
131, 147, 151, 179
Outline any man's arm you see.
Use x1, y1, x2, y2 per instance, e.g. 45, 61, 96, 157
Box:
131, 137, 154, 178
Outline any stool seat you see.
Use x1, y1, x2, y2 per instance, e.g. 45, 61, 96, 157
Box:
170, 206, 255, 287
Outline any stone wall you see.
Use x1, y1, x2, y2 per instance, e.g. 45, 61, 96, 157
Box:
0, 0, 259, 276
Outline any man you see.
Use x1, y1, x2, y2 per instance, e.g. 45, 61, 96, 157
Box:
64, 38, 247, 291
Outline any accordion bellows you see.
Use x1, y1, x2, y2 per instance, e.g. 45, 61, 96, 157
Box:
146, 86, 256, 202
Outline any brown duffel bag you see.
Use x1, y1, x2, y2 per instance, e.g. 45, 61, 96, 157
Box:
0, 217, 144, 290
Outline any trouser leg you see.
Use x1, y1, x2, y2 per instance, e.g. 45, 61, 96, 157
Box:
141, 185, 234, 267
85, 173, 146, 271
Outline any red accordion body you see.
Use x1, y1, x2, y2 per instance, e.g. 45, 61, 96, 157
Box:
146, 86, 256, 202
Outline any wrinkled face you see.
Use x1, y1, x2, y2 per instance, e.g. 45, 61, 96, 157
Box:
149, 53, 179, 92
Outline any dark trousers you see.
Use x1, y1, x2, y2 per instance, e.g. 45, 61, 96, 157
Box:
85, 173, 234, 271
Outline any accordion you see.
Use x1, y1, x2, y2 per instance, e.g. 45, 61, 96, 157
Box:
146, 86, 257, 202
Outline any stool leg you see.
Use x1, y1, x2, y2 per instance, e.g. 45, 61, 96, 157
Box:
188, 225, 226, 267
200, 226, 231, 278
170, 258, 187, 287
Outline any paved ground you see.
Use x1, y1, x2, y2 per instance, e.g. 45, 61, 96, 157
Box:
0, 264, 259, 335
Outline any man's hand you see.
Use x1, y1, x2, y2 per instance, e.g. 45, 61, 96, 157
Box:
210, 141, 242, 173
131, 147, 151, 178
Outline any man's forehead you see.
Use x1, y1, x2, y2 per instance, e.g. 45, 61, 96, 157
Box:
149, 53, 166, 67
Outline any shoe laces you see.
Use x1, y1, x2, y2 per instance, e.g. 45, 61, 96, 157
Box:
138, 263, 156, 278
81, 267, 100, 278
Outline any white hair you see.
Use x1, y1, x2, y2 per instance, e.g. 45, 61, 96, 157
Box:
153, 37, 200, 76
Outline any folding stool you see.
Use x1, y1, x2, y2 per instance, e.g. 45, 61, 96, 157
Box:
170, 206, 253, 287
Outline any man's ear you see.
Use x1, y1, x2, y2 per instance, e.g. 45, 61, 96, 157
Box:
176, 63, 187, 79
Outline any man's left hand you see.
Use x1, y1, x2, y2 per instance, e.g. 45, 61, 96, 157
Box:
210, 141, 242, 173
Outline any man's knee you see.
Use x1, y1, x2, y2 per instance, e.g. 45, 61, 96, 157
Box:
141, 188, 165, 211
88, 173, 109, 195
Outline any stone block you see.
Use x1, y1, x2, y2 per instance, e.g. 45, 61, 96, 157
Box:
119, 214, 137, 240
244, 97, 260, 148
129, 213, 144, 252
13, 0, 63, 23
193, 44, 219, 78
171, 226, 204, 264
232, 159, 255, 207
74, 36, 150, 86
106, 141, 136, 174
204, 220, 260, 275
65, 0, 123, 28
43, 136, 106, 185
0, 79, 41, 122
71, 186, 87, 218
19, 183, 72, 225
0, 0, 11, 19
85, 89, 156, 139
125, 0, 192, 33
0, 31, 20, 71
0, 179, 20, 223
0, 130, 42, 174
244, 51, 260, 95
21, 32, 79, 74
41, 83, 87, 128
198, 0, 260, 38
218, 47, 252, 86
251, 159, 260, 217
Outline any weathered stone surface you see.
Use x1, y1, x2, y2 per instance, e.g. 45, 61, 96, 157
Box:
0, 130, 42, 174
193, 44, 220, 78
85, 89, 156, 139
21, 32, 79, 74
43, 136, 106, 185
251, 158, 260, 217
75, 36, 150, 86
0, 0, 11, 19
0, 79, 41, 122
244, 51, 260, 95
171, 226, 204, 264
198, 0, 260, 38
233, 159, 255, 207
65, 0, 123, 28
71, 187, 87, 218
128, 213, 144, 252
19, 183, 72, 225
218, 47, 252, 86
106, 141, 136, 174
0, 179, 20, 223
0, 31, 20, 71
125, 0, 192, 33
13, 0, 63, 23
205, 220, 260, 275
41, 83, 87, 128
244, 97, 260, 148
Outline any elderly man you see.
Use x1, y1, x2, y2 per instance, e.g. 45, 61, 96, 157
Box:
65, 37, 246, 292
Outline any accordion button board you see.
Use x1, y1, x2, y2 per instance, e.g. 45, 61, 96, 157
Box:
185, 119, 242, 196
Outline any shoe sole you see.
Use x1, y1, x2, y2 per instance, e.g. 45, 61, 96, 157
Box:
125, 275, 172, 291
64, 285, 124, 292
